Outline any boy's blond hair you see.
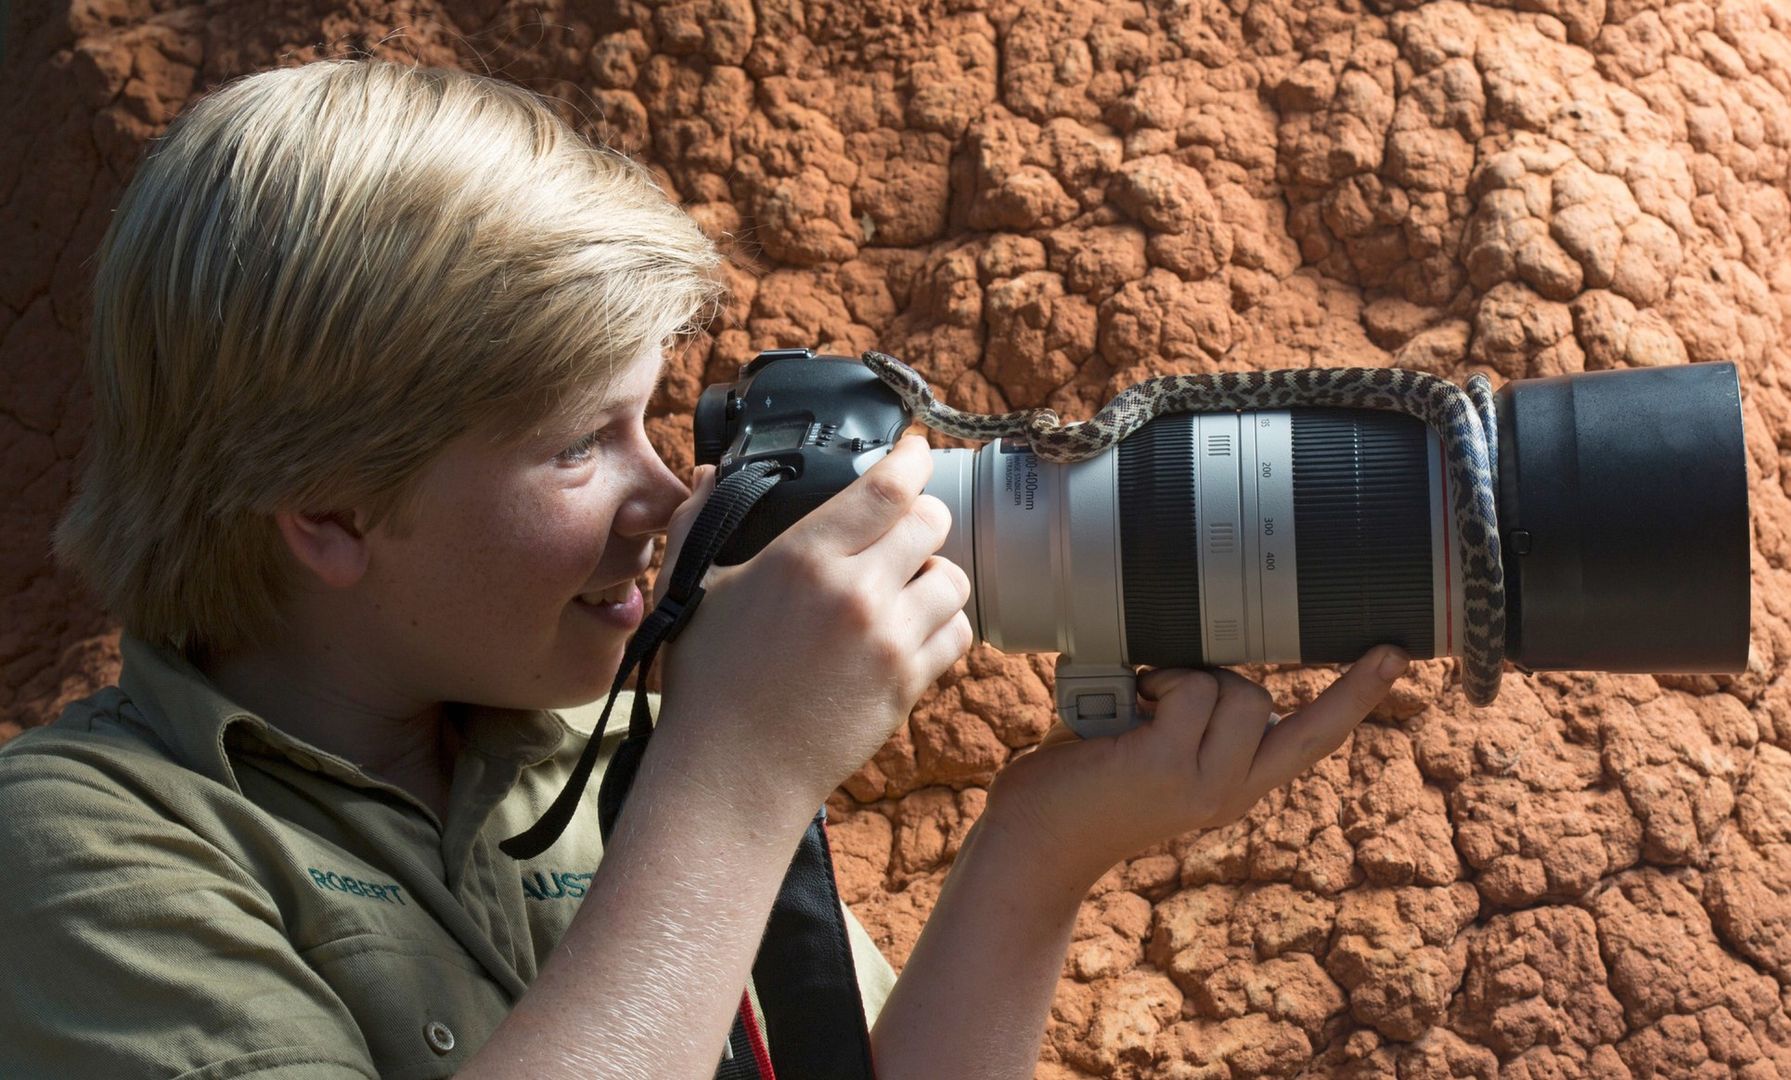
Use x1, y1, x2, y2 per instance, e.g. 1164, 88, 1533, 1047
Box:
56, 58, 724, 659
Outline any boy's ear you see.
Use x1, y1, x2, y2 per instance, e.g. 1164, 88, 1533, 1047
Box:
274, 510, 371, 590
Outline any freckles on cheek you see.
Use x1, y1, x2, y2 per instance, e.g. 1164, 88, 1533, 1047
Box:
520, 498, 612, 580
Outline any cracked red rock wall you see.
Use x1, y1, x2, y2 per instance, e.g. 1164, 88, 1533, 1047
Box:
5, 0, 1791, 1075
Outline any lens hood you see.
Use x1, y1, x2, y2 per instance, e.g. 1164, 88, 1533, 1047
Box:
1495, 361, 1749, 673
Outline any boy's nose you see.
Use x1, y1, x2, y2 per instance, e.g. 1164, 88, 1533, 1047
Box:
619, 449, 691, 537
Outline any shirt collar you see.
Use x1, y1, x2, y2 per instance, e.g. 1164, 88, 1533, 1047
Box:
116, 634, 569, 794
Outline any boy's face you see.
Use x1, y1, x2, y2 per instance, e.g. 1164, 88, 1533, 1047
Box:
353, 342, 688, 711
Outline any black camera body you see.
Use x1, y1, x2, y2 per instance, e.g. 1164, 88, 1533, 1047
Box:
694, 348, 914, 565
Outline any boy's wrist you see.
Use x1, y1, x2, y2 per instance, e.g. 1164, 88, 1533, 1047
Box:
970, 792, 1114, 901
640, 702, 830, 837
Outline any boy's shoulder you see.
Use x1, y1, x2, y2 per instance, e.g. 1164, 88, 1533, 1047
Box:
0, 684, 192, 794
0, 637, 274, 818
0, 683, 262, 903
0, 682, 661, 820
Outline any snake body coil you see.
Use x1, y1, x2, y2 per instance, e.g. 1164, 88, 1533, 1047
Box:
861, 350, 1507, 705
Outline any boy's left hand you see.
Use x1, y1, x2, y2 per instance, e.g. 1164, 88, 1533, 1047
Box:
981, 646, 1409, 892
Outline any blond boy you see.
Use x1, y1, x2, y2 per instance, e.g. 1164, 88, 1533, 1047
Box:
0, 58, 1407, 1078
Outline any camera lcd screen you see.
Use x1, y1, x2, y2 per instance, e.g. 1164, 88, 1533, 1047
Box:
746, 424, 808, 454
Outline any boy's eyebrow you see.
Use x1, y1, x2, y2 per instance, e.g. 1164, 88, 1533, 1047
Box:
510, 355, 669, 450
610, 364, 668, 413
571, 358, 672, 425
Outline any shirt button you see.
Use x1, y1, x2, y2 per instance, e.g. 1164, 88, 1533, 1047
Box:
424, 1020, 456, 1054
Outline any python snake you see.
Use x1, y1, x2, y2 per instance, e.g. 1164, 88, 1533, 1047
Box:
861, 349, 1507, 705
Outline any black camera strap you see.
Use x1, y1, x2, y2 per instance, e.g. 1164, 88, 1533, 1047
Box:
502, 459, 876, 1080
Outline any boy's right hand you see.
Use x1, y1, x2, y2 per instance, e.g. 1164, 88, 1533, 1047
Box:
653, 435, 973, 817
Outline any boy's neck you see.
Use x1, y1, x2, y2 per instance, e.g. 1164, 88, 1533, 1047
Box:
200, 641, 460, 822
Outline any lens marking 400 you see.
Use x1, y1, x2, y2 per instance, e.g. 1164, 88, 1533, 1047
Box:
1003, 453, 1043, 512
1254, 410, 1301, 663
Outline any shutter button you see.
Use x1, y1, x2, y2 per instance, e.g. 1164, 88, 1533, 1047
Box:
424, 1020, 456, 1054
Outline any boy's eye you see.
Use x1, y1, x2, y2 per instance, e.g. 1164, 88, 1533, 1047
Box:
555, 426, 612, 465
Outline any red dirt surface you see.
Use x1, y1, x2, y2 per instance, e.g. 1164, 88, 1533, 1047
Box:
4, 0, 1790, 1075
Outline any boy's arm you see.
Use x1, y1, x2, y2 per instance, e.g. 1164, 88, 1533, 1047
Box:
459, 718, 817, 1080
869, 809, 1090, 1079
872, 650, 1409, 1078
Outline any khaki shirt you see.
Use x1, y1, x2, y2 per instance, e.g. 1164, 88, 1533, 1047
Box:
0, 636, 894, 1079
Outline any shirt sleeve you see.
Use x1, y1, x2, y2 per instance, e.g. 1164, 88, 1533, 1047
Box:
0, 754, 377, 1080
843, 901, 898, 1026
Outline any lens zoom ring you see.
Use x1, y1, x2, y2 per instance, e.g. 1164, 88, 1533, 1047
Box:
1292, 409, 1435, 663
1119, 414, 1203, 666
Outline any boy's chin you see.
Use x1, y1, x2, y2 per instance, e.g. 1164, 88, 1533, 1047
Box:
537, 643, 629, 710
454, 644, 627, 714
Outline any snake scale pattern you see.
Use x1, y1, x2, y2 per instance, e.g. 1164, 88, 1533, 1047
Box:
861, 349, 1507, 705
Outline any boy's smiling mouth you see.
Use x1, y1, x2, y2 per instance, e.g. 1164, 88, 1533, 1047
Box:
577, 581, 638, 606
